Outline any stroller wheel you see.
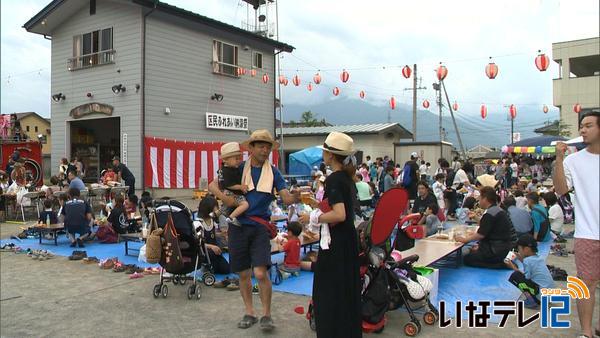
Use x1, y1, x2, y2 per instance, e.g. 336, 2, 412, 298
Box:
173, 275, 179, 285
180, 275, 187, 285
403, 321, 419, 337
203, 273, 215, 286
187, 285, 195, 300
195, 284, 202, 300
161, 284, 168, 298
423, 311, 437, 325
153, 284, 161, 298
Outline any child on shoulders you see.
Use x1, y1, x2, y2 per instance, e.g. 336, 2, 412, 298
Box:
218, 142, 249, 227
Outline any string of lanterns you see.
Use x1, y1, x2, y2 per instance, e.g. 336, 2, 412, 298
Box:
239, 51, 582, 115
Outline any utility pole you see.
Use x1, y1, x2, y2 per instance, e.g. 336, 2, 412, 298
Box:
432, 81, 443, 158
503, 104, 515, 144
404, 65, 426, 141
441, 80, 466, 157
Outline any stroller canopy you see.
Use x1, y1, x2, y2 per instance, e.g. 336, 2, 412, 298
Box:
370, 188, 409, 246
288, 146, 323, 176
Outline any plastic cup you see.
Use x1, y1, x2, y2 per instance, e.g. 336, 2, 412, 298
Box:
301, 192, 312, 205
504, 251, 517, 263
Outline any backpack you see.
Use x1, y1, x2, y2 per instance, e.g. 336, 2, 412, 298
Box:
401, 163, 412, 187
445, 169, 456, 187
531, 208, 550, 241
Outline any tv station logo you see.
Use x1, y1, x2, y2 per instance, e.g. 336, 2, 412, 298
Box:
439, 276, 590, 329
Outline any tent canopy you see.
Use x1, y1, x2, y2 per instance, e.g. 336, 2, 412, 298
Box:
508, 135, 567, 147
288, 146, 323, 176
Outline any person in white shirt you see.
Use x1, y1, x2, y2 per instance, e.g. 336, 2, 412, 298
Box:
418, 160, 427, 180
431, 173, 446, 209
510, 160, 518, 186
553, 111, 600, 338
542, 192, 564, 237
451, 157, 461, 171
513, 190, 528, 210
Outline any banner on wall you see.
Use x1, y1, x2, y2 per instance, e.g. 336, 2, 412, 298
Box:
144, 137, 278, 189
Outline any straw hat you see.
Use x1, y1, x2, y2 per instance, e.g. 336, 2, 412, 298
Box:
241, 129, 279, 150
317, 131, 356, 156
220, 142, 242, 159
519, 177, 529, 183
477, 174, 498, 188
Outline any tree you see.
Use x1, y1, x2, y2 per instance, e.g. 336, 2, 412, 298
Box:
301, 111, 319, 127
557, 119, 572, 138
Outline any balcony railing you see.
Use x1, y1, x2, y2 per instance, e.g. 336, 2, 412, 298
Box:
211, 61, 241, 78
67, 50, 115, 71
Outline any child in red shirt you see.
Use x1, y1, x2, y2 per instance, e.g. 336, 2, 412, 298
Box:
279, 221, 302, 278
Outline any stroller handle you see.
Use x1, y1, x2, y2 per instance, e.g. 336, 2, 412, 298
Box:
389, 254, 419, 269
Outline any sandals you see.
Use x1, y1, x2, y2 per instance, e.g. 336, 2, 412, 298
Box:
100, 258, 118, 269
82, 257, 99, 264
237, 315, 258, 329
129, 272, 144, 279
214, 277, 234, 288
0, 243, 15, 252
259, 316, 275, 331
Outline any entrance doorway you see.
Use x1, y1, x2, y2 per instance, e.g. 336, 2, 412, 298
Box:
69, 117, 120, 183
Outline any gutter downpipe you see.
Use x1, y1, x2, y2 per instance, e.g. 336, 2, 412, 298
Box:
141, 1, 157, 193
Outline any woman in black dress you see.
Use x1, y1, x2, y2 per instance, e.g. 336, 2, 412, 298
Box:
300, 131, 362, 337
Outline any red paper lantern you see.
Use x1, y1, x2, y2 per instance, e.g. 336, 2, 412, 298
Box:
543, 105, 549, 113
292, 75, 301, 86
422, 99, 430, 109
509, 104, 517, 119
278, 75, 286, 84
402, 65, 412, 79
313, 73, 322, 84
340, 69, 350, 83
250, 69, 257, 77
282, 78, 288, 86
390, 96, 396, 110
237, 67, 246, 76
452, 101, 459, 111
535, 51, 550, 72
307, 82, 313, 92
359, 90, 365, 99
333, 87, 340, 96
262, 73, 269, 84
574, 103, 582, 113
485, 60, 498, 79
436, 64, 448, 81
480, 104, 487, 119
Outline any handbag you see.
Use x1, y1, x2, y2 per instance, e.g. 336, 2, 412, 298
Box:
160, 212, 184, 271
97, 224, 118, 244
145, 213, 162, 264
248, 216, 278, 239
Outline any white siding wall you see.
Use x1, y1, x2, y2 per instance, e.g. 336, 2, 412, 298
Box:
144, 13, 276, 142
50, 0, 142, 181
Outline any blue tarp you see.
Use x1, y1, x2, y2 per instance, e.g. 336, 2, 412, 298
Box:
288, 147, 323, 176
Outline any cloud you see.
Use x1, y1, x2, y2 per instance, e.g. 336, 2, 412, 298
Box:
1, 0, 598, 120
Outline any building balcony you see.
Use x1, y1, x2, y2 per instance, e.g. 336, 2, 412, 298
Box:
67, 50, 115, 71
553, 75, 600, 106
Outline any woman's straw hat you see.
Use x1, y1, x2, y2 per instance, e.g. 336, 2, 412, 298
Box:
317, 131, 356, 156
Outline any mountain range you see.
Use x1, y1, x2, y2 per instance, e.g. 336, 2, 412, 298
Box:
281, 99, 560, 149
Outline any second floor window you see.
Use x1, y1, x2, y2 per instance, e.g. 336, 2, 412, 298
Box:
213, 40, 238, 76
69, 28, 113, 70
253, 52, 263, 69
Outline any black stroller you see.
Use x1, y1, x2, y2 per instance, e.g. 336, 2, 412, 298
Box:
151, 199, 215, 300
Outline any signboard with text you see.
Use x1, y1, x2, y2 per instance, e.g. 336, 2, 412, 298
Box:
206, 112, 248, 131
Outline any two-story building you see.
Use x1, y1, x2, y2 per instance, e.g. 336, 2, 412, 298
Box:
24, 0, 293, 194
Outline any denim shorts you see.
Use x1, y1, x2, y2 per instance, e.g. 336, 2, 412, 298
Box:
228, 223, 271, 273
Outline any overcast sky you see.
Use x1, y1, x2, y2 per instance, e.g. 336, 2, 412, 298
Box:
1, 0, 598, 119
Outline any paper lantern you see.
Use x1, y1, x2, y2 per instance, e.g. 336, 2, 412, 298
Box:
340, 69, 350, 83
262, 73, 269, 84
390, 96, 396, 110
292, 75, 301, 86
307, 82, 313, 92
313, 73, 322, 84
509, 104, 517, 119
480, 104, 487, 119
402, 65, 412, 79
278, 75, 286, 84
485, 60, 498, 79
237, 67, 246, 76
282, 78, 288, 86
333, 87, 340, 96
359, 90, 365, 99
422, 99, 430, 109
250, 69, 257, 77
573, 103, 582, 114
535, 51, 550, 72
452, 101, 459, 111
543, 105, 549, 113
436, 64, 448, 81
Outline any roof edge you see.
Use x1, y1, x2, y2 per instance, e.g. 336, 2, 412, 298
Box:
23, 0, 66, 32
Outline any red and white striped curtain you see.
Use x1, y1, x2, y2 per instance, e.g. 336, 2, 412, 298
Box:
144, 137, 278, 189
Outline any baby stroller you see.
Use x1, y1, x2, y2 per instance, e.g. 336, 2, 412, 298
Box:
151, 199, 215, 300
358, 188, 438, 336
